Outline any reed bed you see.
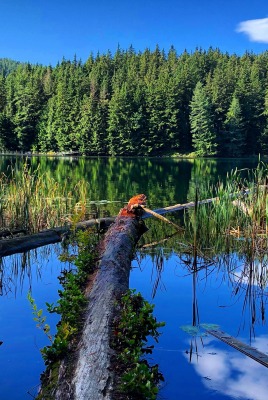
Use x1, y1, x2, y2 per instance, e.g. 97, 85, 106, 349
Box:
0, 163, 90, 233
181, 161, 268, 328
183, 162, 268, 258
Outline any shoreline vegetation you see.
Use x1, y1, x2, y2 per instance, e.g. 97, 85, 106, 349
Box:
0, 151, 266, 160
1, 48, 268, 157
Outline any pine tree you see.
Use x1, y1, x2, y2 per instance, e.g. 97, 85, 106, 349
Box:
235, 55, 265, 155
9, 64, 45, 151
189, 82, 217, 156
206, 55, 238, 140
224, 95, 245, 157
108, 82, 143, 155
260, 87, 268, 154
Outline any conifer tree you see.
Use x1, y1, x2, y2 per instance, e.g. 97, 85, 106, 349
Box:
224, 95, 245, 157
260, 88, 268, 154
189, 81, 217, 156
9, 65, 45, 150
108, 81, 143, 155
1, 50, 268, 156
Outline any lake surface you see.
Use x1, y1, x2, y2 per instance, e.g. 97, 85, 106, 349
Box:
0, 156, 267, 400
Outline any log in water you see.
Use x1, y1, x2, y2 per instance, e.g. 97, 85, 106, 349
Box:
0, 218, 115, 258
53, 195, 147, 400
208, 329, 268, 368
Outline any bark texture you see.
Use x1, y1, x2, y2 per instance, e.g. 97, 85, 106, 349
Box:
0, 218, 115, 258
69, 217, 145, 400
55, 195, 147, 400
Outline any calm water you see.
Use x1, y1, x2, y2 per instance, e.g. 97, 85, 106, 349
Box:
0, 156, 267, 400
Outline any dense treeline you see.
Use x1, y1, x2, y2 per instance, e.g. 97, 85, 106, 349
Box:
0, 58, 23, 77
1, 47, 268, 156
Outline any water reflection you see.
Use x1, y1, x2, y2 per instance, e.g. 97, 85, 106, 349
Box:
142, 221, 268, 340
131, 244, 268, 400
179, 249, 268, 344
185, 335, 268, 400
228, 258, 268, 340
0, 245, 65, 297
0, 244, 70, 400
0, 156, 259, 214
0, 155, 264, 398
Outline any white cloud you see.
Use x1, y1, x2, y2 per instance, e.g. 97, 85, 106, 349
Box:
237, 17, 268, 43
183, 335, 268, 400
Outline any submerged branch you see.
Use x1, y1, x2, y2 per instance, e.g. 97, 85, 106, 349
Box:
142, 205, 182, 231
208, 329, 268, 368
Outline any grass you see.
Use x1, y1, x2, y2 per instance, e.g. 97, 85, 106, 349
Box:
179, 161, 268, 318
0, 162, 90, 233
183, 162, 268, 253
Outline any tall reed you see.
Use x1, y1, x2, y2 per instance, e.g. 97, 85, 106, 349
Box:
183, 162, 268, 258
0, 162, 90, 233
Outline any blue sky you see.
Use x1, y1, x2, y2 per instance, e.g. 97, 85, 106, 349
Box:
1, 0, 268, 65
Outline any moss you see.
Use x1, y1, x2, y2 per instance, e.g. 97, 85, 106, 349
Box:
36, 361, 60, 400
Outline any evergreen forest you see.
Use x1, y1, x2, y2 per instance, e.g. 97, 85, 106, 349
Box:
1, 47, 268, 157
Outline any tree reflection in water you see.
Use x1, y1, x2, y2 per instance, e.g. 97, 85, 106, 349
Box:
134, 211, 268, 399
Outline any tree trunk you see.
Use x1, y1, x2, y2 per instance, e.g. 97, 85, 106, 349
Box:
0, 218, 115, 258
54, 195, 147, 400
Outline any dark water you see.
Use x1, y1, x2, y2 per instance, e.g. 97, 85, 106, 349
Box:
0, 156, 267, 400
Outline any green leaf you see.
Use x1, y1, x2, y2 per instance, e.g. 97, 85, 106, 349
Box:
180, 325, 199, 336
200, 323, 220, 331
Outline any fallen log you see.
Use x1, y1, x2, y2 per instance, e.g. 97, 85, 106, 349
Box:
0, 188, 253, 258
54, 195, 147, 400
0, 228, 27, 238
208, 329, 268, 368
142, 188, 253, 218
0, 197, 207, 258
143, 197, 218, 217
0, 218, 115, 258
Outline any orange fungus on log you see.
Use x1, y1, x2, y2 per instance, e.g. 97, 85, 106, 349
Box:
119, 194, 147, 217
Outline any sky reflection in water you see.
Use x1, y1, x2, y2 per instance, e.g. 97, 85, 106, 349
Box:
130, 252, 268, 400
0, 245, 68, 400
187, 336, 268, 400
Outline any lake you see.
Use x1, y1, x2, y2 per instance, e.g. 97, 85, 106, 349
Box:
0, 156, 267, 400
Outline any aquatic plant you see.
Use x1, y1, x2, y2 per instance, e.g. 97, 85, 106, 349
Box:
28, 227, 97, 366
180, 323, 220, 337
183, 162, 268, 261
177, 162, 268, 338
112, 289, 165, 400
0, 161, 90, 233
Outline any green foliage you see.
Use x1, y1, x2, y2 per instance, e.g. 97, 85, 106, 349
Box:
112, 289, 165, 399
40, 321, 77, 364
27, 292, 53, 343
1, 49, 268, 156
224, 95, 245, 157
183, 161, 268, 260
189, 81, 217, 156
0, 161, 91, 232
180, 323, 220, 337
28, 228, 97, 366
0, 58, 22, 76
120, 362, 162, 400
